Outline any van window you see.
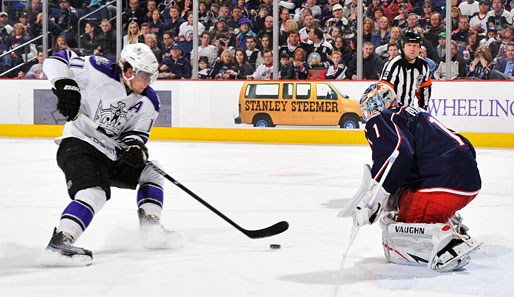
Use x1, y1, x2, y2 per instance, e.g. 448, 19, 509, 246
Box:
245, 84, 279, 99
283, 83, 293, 99
316, 83, 337, 100
296, 83, 311, 100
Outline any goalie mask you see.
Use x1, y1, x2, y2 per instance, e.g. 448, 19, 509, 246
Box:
360, 82, 398, 121
119, 43, 158, 87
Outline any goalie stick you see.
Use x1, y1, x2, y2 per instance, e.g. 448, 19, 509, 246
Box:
78, 113, 289, 239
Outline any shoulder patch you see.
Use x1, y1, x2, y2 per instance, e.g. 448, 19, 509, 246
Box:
89, 56, 120, 82
143, 86, 160, 112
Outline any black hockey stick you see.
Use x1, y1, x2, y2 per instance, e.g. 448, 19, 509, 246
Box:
78, 114, 289, 239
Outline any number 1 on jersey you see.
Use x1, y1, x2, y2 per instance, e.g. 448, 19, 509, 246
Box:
428, 116, 465, 146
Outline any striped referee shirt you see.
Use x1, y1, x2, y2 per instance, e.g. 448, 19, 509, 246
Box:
379, 55, 432, 109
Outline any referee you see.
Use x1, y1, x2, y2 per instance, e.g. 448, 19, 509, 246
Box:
379, 30, 432, 109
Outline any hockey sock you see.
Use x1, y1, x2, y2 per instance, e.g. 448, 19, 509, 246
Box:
137, 183, 163, 219
58, 187, 107, 240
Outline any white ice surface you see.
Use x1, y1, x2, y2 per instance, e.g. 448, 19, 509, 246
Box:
0, 138, 513, 297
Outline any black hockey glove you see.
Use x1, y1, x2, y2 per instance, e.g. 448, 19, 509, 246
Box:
52, 79, 81, 121
118, 139, 149, 168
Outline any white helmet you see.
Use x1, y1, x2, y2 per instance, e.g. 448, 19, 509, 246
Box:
119, 43, 158, 86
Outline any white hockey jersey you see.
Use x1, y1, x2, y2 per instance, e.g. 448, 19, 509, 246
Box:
43, 50, 160, 161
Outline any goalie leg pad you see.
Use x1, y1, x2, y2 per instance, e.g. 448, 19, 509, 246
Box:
380, 212, 443, 266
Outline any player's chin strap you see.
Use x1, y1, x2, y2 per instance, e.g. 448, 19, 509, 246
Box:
119, 61, 134, 91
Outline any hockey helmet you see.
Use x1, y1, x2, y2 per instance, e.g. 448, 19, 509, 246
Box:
402, 30, 422, 47
360, 82, 397, 121
119, 43, 158, 85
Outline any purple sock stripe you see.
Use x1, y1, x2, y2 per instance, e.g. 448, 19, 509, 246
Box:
137, 184, 164, 205
61, 201, 94, 229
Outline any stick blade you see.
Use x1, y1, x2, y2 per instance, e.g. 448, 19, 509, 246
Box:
244, 221, 289, 239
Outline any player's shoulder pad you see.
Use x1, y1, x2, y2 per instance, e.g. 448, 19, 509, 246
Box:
89, 56, 120, 82
142, 86, 160, 112
48, 49, 76, 64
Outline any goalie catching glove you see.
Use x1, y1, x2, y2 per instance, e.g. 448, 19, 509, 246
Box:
118, 138, 148, 168
52, 79, 81, 121
353, 179, 390, 227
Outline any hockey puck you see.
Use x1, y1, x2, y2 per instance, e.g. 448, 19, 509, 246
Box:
270, 244, 281, 249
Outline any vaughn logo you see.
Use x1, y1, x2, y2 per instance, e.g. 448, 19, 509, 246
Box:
395, 226, 425, 234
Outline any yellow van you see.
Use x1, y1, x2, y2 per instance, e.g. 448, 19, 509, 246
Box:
234, 81, 362, 128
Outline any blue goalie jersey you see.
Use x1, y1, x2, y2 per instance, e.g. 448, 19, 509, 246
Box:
364, 106, 481, 196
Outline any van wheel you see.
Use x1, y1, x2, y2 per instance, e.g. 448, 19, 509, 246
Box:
339, 114, 360, 129
253, 115, 274, 127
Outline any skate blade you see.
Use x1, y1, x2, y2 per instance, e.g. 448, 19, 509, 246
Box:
41, 250, 93, 267
435, 241, 483, 272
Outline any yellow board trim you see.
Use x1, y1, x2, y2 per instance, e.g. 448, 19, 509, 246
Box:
1, 124, 514, 148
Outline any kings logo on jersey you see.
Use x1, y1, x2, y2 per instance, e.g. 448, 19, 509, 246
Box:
94, 102, 132, 136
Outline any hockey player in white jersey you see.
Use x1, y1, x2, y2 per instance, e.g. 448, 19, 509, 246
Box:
43, 43, 179, 266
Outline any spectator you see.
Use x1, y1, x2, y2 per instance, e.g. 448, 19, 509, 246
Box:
299, 14, 315, 42
123, 21, 141, 48
198, 56, 211, 79
414, 26, 438, 62
452, 16, 473, 47
372, 8, 386, 30
253, 4, 269, 34
470, 0, 491, 34
467, 45, 492, 78
434, 40, 467, 79
52, 34, 70, 54
487, 0, 512, 31
80, 21, 101, 55
492, 42, 514, 78
138, 22, 151, 43
164, 6, 185, 39
375, 25, 402, 59
198, 31, 218, 64
225, 48, 254, 79
278, 52, 295, 79
149, 9, 165, 40
26, 0, 42, 24
386, 41, 400, 61
18, 12, 30, 27
332, 35, 353, 63
371, 16, 391, 48
144, 0, 158, 24
450, 7, 463, 31
385, 0, 412, 23
463, 30, 480, 61
426, 12, 445, 47
392, 3, 409, 30
459, 0, 480, 16
303, 27, 333, 68
210, 16, 234, 45
259, 33, 272, 52
145, 33, 161, 62
160, 31, 174, 61
295, 0, 322, 20
122, 0, 146, 29
324, 50, 347, 80
218, 5, 230, 20
227, 6, 243, 30
419, 1, 434, 29
54, 0, 78, 48
1, 23, 31, 74
159, 44, 192, 78
320, 0, 340, 24
24, 49, 45, 78
0, 13, 13, 52
245, 35, 263, 68
481, 26, 499, 46
98, 19, 115, 56
326, 26, 343, 44
279, 30, 301, 59
292, 47, 311, 79
363, 18, 375, 42
209, 49, 234, 79
279, 7, 291, 34
235, 17, 256, 50
158, 0, 175, 17
257, 16, 273, 45
489, 26, 513, 57
367, 0, 386, 19
325, 4, 349, 37
248, 49, 273, 79
280, 18, 298, 45
346, 41, 384, 80
405, 13, 420, 32
436, 32, 447, 60
199, 0, 215, 29
420, 45, 437, 76
178, 11, 205, 43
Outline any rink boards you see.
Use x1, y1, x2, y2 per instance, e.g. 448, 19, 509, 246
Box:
0, 79, 513, 148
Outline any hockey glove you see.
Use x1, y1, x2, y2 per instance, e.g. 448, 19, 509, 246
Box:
52, 79, 81, 121
118, 139, 149, 168
353, 181, 390, 227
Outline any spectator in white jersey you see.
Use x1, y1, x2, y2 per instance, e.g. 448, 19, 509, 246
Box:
380, 30, 432, 109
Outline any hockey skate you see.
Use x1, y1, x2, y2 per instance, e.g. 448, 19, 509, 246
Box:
44, 228, 93, 266
138, 208, 183, 249
430, 237, 482, 272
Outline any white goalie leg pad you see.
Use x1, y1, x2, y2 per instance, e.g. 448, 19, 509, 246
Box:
380, 212, 446, 267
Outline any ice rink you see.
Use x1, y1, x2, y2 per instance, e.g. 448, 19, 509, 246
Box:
1, 138, 513, 297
